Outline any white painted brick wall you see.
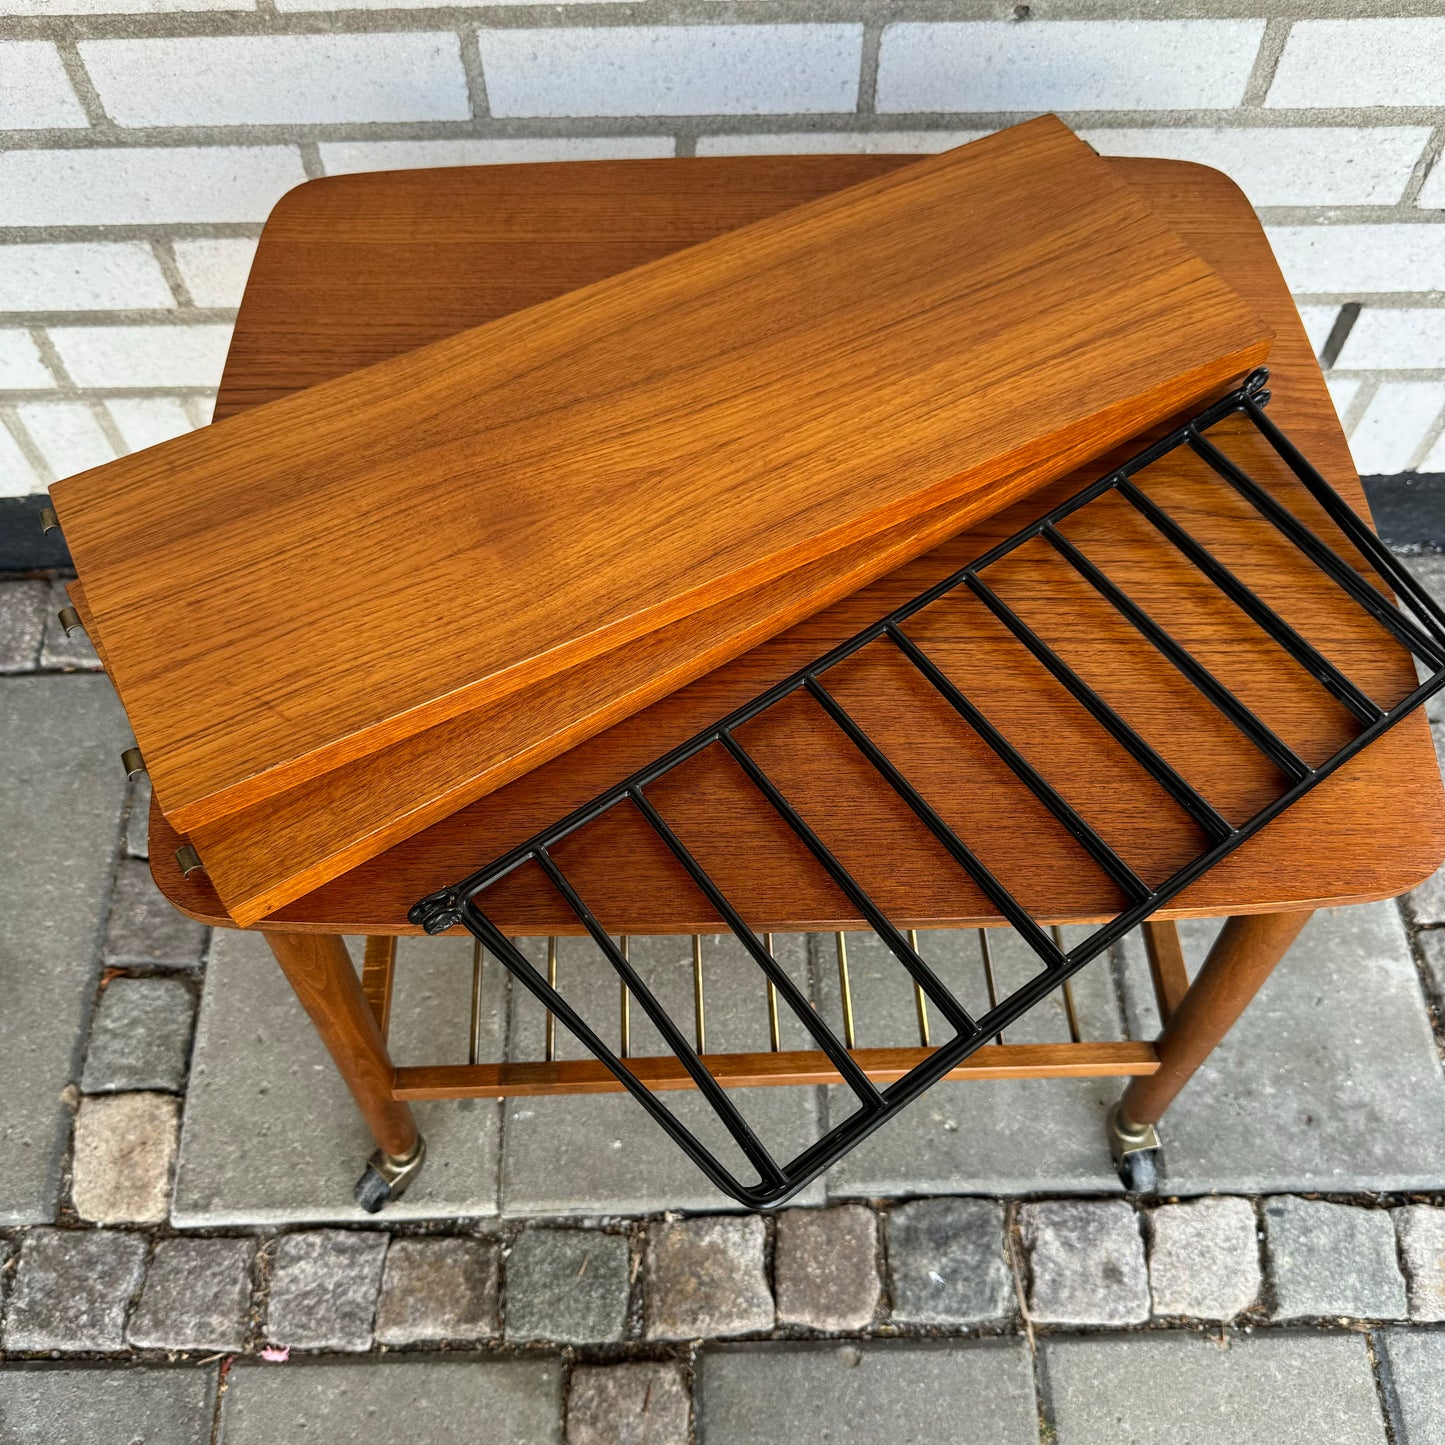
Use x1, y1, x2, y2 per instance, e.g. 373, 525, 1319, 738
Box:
1348, 382, 1445, 475
876, 22, 1265, 114
79, 34, 472, 127
1268, 18, 1445, 110
318, 136, 675, 176
0, 243, 175, 313
105, 397, 196, 453
1, 6, 1443, 501
14, 401, 118, 479
1335, 310, 1445, 371
171, 238, 259, 310
0, 43, 87, 130
48, 325, 233, 390
0, 332, 59, 392
480, 26, 864, 118
0, 424, 46, 499
1081, 128, 1432, 209
1266, 226, 1445, 297
0, 148, 308, 227
696, 131, 987, 157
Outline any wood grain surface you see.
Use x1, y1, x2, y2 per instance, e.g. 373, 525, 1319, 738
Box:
147, 154, 1444, 935
55, 117, 1269, 837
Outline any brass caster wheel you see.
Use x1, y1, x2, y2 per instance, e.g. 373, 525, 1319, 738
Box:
1107, 1101, 1162, 1194
354, 1136, 426, 1213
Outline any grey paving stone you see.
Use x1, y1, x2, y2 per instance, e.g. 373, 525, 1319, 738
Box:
2, 1227, 148, 1352
1380, 1329, 1445, 1445
264, 1229, 387, 1351
884, 1197, 1012, 1326
1264, 1196, 1407, 1319
1044, 1332, 1386, 1445
219, 1358, 562, 1445
567, 1362, 689, 1445
1393, 1205, 1445, 1321
1147, 1196, 1260, 1320
502, 934, 823, 1215
82, 975, 195, 1093
698, 1340, 1037, 1445
172, 930, 503, 1225
822, 927, 1128, 1197
128, 1236, 256, 1352
125, 774, 151, 858
1118, 905, 1445, 1193
774, 1204, 880, 1332
375, 1235, 499, 1345
71, 1091, 179, 1224
645, 1214, 772, 1341
0, 1364, 217, 1444
506, 1227, 630, 1343
0, 578, 47, 672
1020, 1198, 1149, 1325
0, 676, 129, 1224
39, 578, 102, 671
103, 857, 208, 968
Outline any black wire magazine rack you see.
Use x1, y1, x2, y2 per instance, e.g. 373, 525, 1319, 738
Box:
411, 370, 1445, 1208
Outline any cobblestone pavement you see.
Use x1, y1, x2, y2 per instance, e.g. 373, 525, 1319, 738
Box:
4, 567, 1445, 1443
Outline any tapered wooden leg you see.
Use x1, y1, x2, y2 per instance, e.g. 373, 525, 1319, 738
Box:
265, 930, 418, 1159
1122, 908, 1313, 1127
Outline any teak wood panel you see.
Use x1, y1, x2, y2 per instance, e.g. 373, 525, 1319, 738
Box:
150, 156, 1445, 935
54, 117, 1270, 836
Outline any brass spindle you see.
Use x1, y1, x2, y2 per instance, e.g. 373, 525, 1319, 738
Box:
907, 928, 931, 1047
619, 935, 631, 1058
692, 934, 707, 1054
1052, 925, 1082, 1043
468, 938, 485, 1066
764, 932, 781, 1052
835, 932, 856, 1049
544, 936, 558, 1062
978, 928, 1004, 1045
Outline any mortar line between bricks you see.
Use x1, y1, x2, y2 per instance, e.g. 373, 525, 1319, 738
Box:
1238, 16, 1289, 109
88, 396, 129, 456
1401, 124, 1445, 209
0, 404, 55, 489
855, 19, 881, 116
2, 309, 233, 327
10, 0, 1445, 43
52, 39, 111, 133
1003, 1200, 1050, 1445
4, 106, 1445, 156
458, 26, 490, 121
1406, 401, 1445, 474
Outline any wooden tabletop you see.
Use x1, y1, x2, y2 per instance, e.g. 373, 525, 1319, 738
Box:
151, 153, 1445, 935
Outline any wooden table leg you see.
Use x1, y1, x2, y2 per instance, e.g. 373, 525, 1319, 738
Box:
265, 930, 419, 1160
1123, 908, 1314, 1128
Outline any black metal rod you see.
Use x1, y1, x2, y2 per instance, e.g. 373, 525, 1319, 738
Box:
1239, 393, 1445, 643
965, 573, 1237, 842
1042, 524, 1311, 782
1188, 429, 1445, 670
625, 787, 887, 1107
462, 908, 774, 1204
1116, 477, 1384, 726
885, 624, 1151, 902
717, 731, 991, 1021
803, 675, 1062, 968
533, 849, 785, 1187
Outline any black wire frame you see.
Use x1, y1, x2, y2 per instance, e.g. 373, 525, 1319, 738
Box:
410, 370, 1445, 1207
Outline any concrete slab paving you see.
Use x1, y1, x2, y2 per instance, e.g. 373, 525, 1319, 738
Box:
0, 675, 128, 1224
1119, 905, 1445, 1194
0, 1364, 217, 1445
1043, 1332, 1386, 1445
1379, 1329, 1445, 1445
822, 927, 1128, 1197
173, 931, 504, 1226
217, 1358, 562, 1445
501, 934, 824, 1215
697, 1339, 1037, 1445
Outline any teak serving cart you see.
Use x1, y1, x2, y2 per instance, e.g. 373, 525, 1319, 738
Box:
146, 153, 1445, 1209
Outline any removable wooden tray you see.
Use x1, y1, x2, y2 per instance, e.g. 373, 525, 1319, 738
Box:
53, 115, 1269, 848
